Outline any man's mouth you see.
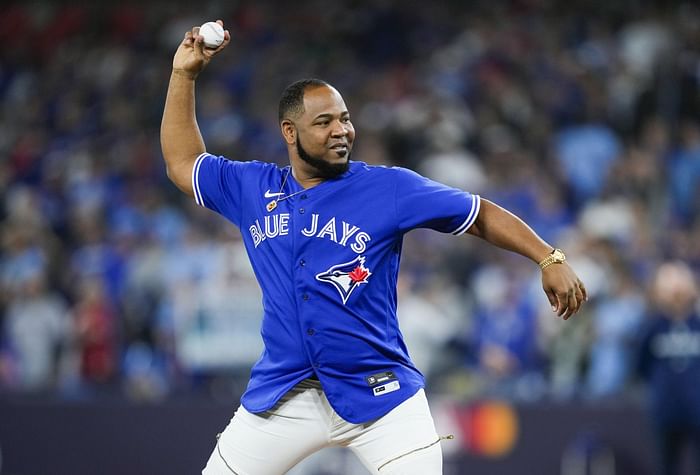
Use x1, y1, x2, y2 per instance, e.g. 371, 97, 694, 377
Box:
330, 143, 349, 156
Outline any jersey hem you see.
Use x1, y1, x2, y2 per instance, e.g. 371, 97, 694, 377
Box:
242, 380, 425, 425
323, 385, 424, 424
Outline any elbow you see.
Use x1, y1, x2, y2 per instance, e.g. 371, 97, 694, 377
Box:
162, 155, 176, 183
164, 162, 175, 181
164, 164, 182, 191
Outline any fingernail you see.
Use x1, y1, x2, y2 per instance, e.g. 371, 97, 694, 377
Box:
552, 306, 557, 312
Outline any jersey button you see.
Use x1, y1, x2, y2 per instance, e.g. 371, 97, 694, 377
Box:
302, 294, 309, 301
299, 208, 305, 214
300, 259, 306, 266
307, 328, 315, 336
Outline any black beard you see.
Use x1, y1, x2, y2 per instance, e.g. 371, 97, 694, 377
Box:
296, 138, 349, 179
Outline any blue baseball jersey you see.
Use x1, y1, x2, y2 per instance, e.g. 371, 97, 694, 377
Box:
192, 153, 480, 423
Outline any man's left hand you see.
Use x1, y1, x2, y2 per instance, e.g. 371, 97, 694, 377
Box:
542, 263, 587, 320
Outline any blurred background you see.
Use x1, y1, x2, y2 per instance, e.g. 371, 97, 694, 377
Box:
1, 0, 700, 474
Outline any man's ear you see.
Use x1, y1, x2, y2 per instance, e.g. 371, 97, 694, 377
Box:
281, 119, 296, 145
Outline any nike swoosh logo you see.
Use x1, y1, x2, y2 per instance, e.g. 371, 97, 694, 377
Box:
264, 190, 284, 198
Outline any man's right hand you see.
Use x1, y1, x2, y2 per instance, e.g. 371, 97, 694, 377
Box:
172, 20, 230, 80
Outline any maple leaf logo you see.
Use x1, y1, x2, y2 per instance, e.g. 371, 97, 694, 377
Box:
348, 265, 370, 283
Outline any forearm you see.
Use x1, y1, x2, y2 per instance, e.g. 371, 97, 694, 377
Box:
466, 198, 552, 264
160, 70, 206, 195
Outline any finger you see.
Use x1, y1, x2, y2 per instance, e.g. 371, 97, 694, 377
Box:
192, 31, 206, 57
215, 19, 230, 45
573, 288, 584, 312
210, 30, 231, 52
556, 291, 570, 317
578, 280, 588, 301
545, 289, 558, 312
191, 26, 204, 47
203, 32, 231, 58
183, 30, 194, 46
563, 289, 577, 320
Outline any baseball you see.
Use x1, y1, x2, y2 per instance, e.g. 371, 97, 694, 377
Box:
199, 21, 225, 49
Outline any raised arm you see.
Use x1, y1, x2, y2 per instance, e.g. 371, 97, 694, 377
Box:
160, 21, 230, 196
466, 198, 587, 320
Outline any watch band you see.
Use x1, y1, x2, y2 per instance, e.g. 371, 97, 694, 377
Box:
538, 248, 566, 270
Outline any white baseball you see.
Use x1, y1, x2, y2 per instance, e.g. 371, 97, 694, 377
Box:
199, 21, 225, 48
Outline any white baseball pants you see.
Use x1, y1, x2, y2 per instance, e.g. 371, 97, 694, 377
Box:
202, 379, 443, 474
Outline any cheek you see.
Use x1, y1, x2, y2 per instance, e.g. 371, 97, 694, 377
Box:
299, 131, 323, 148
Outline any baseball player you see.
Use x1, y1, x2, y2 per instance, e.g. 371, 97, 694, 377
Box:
161, 21, 587, 475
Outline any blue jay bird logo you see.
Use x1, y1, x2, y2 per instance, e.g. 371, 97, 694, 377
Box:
316, 256, 372, 304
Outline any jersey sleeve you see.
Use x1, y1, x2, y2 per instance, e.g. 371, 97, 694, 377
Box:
192, 152, 245, 226
393, 166, 480, 234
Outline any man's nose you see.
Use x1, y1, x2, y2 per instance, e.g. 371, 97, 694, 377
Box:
330, 120, 348, 136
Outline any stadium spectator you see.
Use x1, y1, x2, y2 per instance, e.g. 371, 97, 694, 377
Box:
637, 261, 700, 475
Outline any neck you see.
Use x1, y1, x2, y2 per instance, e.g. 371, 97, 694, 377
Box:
293, 172, 325, 189
289, 155, 327, 189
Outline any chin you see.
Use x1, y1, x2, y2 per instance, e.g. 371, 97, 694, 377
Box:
330, 150, 350, 161
297, 140, 350, 178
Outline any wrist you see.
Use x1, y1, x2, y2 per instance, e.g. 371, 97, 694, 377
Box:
172, 68, 198, 80
538, 248, 566, 270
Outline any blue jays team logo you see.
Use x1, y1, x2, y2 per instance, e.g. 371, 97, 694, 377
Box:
316, 256, 372, 304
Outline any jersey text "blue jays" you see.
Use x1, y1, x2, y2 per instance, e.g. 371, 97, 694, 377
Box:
248, 213, 372, 253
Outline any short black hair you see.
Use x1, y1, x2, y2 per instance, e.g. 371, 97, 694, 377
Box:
278, 78, 330, 123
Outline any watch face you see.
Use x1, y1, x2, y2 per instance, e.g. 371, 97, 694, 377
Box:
553, 249, 565, 262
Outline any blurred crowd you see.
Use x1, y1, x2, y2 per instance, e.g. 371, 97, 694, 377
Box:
1, 0, 699, 404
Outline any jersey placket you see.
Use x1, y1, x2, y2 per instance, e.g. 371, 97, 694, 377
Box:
289, 191, 322, 372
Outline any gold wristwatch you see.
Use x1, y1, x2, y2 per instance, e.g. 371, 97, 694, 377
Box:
538, 248, 566, 270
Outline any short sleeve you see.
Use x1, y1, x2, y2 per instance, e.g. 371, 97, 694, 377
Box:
192, 152, 245, 226
393, 167, 480, 234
